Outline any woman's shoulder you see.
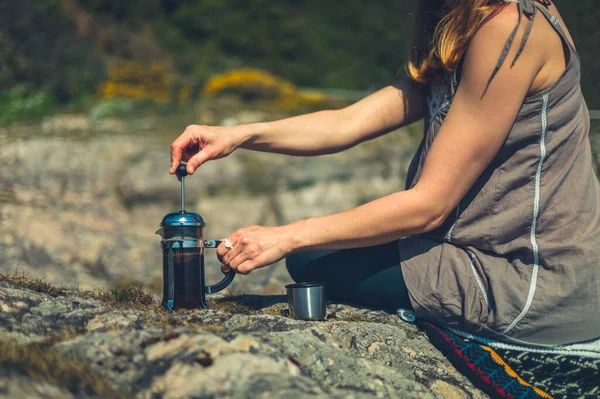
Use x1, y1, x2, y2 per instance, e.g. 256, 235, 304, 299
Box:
476, 2, 562, 49
472, 3, 538, 59
473, 2, 575, 97
465, 2, 556, 97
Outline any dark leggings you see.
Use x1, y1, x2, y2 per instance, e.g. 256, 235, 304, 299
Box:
285, 241, 412, 311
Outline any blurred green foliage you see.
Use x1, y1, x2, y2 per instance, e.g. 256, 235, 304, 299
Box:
159, 0, 413, 90
0, 0, 104, 103
1, 0, 599, 114
0, 86, 55, 125
88, 99, 135, 122
77, 0, 162, 20
81, 0, 413, 90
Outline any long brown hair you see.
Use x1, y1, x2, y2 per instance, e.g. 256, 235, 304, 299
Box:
408, 0, 508, 83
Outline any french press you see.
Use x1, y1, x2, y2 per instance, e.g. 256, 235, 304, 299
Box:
156, 164, 235, 310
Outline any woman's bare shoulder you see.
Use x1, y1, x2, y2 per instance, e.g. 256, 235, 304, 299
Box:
468, 3, 553, 89
472, 1, 573, 95
475, 3, 531, 50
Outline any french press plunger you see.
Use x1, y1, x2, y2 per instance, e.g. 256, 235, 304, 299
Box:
156, 164, 235, 310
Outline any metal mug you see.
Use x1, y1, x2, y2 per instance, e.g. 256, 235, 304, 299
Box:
286, 282, 327, 321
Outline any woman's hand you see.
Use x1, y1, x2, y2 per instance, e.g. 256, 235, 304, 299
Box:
217, 225, 295, 275
170, 125, 246, 175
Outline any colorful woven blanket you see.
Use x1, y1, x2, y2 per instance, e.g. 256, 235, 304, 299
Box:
419, 321, 600, 399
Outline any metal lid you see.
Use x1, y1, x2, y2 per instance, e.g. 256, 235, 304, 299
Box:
160, 212, 206, 227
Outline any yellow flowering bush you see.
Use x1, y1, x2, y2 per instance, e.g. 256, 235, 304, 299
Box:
98, 60, 192, 103
202, 69, 339, 111
203, 69, 285, 99
276, 89, 331, 110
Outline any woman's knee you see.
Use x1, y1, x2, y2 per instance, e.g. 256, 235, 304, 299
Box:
285, 252, 312, 282
285, 250, 335, 282
285, 253, 303, 282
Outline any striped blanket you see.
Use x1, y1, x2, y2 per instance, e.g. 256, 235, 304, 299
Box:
397, 310, 600, 398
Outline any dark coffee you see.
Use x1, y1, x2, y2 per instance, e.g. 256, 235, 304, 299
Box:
162, 248, 207, 309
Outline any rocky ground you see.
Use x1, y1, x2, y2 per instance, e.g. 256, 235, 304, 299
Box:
0, 274, 487, 399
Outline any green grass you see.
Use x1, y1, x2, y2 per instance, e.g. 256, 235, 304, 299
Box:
0, 87, 55, 126
0, 272, 286, 317
0, 272, 70, 297
0, 272, 158, 311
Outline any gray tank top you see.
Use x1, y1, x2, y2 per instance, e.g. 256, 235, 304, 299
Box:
401, 2, 600, 345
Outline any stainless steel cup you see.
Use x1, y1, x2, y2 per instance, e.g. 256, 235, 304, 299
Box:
286, 282, 327, 321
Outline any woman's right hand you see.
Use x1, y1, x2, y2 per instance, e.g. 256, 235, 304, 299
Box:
170, 124, 245, 175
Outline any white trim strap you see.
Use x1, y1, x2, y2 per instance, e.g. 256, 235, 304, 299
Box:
463, 249, 491, 313
503, 93, 549, 334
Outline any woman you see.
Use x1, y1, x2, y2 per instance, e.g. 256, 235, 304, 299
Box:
169, 0, 600, 346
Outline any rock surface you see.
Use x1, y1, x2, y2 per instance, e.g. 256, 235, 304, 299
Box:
0, 279, 487, 399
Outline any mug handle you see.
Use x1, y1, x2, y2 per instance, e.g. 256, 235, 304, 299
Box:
203, 240, 236, 294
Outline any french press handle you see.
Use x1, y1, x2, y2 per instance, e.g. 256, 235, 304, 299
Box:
203, 240, 236, 294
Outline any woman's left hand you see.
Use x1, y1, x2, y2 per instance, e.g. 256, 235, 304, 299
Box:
216, 225, 294, 275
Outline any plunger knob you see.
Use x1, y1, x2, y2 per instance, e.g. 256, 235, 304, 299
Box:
176, 164, 188, 178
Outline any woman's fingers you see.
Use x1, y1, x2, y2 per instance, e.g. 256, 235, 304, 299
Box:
218, 239, 241, 265
170, 131, 196, 174
170, 125, 240, 175
218, 234, 259, 274
237, 260, 259, 275
217, 225, 288, 275
227, 251, 252, 272
216, 239, 234, 261
217, 240, 235, 273
186, 150, 213, 175
217, 226, 260, 260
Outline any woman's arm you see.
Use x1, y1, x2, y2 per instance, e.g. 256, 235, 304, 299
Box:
170, 77, 425, 174
218, 5, 546, 273
238, 77, 425, 156
288, 6, 545, 251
